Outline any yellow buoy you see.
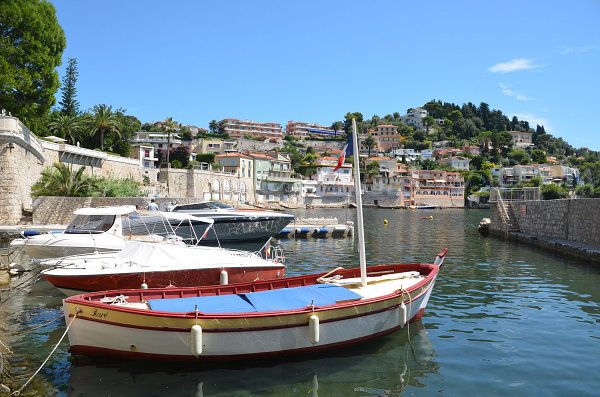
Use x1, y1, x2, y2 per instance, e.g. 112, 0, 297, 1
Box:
384, 219, 388, 225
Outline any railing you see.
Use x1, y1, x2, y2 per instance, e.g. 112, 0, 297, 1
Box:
490, 187, 540, 203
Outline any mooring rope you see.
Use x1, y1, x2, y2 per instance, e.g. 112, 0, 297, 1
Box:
11, 314, 64, 336
11, 310, 78, 396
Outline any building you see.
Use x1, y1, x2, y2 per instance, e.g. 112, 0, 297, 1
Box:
508, 131, 534, 148
400, 107, 428, 130
286, 121, 340, 138
130, 144, 159, 168
302, 157, 355, 204
409, 170, 465, 207
439, 156, 471, 171
191, 138, 236, 155
220, 118, 283, 140
365, 156, 398, 176
248, 152, 301, 203
131, 131, 185, 166
215, 152, 253, 178
369, 124, 402, 152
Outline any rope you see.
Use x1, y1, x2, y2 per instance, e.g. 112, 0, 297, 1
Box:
11, 310, 78, 396
11, 314, 65, 336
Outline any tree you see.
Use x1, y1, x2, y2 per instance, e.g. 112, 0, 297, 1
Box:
47, 113, 84, 145
0, 0, 66, 128
31, 163, 95, 197
58, 57, 80, 116
331, 121, 343, 136
531, 149, 546, 163
508, 149, 531, 165
422, 116, 435, 134
209, 120, 219, 134
85, 104, 120, 151
363, 134, 376, 158
162, 116, 179, 165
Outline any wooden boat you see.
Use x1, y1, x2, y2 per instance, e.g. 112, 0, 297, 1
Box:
62, 120, 446, 362
62, 251, 446, 361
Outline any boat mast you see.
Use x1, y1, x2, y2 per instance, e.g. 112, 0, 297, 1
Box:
351, 119, 367, 287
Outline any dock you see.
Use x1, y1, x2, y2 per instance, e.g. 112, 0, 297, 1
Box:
277, 217, 354, 238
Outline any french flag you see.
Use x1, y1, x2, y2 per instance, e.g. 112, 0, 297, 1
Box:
334, 135, 353, 172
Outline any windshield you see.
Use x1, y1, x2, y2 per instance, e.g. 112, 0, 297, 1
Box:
64, 215, 116, 234
174, 201, 233, 211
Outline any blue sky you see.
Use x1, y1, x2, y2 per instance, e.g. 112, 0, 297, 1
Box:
50, 0, 600, 150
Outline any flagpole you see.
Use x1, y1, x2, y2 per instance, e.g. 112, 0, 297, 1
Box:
351, 119, 367, 287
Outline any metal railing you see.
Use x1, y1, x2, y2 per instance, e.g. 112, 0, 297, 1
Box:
490, 187, 540, 203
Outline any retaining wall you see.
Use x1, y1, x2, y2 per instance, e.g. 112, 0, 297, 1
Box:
490, 198, 600, 247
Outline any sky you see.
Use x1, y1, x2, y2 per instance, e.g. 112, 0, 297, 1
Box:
50, 0, 600, 150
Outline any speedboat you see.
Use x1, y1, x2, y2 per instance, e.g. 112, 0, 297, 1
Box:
9, 206, 137, 259
171, 201, 294, 243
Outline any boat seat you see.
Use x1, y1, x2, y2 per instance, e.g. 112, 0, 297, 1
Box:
147, 284, 362, 314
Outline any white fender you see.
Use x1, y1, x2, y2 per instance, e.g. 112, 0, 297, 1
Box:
191, 324, 203, 356
309, 315, 320, 344
220, 270, 228, 285
399, 301, 407, 327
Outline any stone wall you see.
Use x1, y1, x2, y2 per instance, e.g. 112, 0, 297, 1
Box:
490, 198, 600, 246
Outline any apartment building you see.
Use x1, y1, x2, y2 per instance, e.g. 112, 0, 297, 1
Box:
439, 156, 471, 171
400, 107, 428, 130
286, 121, 340, 138
509, 131, 534, 148
370, 124, 402, 152
192, 138, 237, 155
409, 170, 465, 207
249, 152, 301, 203
220, 118, 283, 140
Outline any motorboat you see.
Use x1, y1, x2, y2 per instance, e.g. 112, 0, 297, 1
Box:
61, 120, 447, 362
9, 206, 137, 259
170, 201, 294, 243
41, 239, 285, 296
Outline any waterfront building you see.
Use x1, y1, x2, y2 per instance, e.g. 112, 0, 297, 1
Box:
220, 118, 283, 140
248, 152, 301, 203
365, 156, 398, 176
409, 170, 465, 207
303, 157, 354, 204
286, 121, 340, 138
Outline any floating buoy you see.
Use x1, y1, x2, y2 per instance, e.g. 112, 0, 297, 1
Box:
309, 314, 320, 343
191, 324, 203, 356
220, 270, 228, 285
384, 219, 388, 225
399, 301, 407, 327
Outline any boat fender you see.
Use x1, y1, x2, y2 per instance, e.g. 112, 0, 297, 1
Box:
191, 324, 203, 356
140, 282, 148, 289
399, 301, 407, 327
220, 270, 228, 285
309, 315, 319, 344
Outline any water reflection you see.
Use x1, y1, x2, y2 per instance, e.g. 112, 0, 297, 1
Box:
68, 322, 437, 397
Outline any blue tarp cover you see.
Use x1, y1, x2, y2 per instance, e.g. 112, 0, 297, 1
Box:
147, 284, 362, 314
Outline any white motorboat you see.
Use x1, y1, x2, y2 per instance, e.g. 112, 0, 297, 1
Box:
170, 201, 294, 243
9, 206, 137, 259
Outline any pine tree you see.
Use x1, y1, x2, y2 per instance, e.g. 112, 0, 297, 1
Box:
58, 57, 80, 116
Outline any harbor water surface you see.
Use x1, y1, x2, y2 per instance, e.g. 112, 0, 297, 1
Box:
2, 208, 599, 396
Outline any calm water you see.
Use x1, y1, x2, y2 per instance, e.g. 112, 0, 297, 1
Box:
1, 208, 599, 396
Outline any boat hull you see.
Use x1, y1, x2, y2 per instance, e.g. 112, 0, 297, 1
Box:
45, 266, 285, 295
63, 263, 440, 361
17, 234, 125, 259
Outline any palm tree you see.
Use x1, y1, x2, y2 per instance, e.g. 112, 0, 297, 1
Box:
162, 117, 179, 166
208, 120, 219, 134
86, 104, 120, 151
363, 134, 376, 158
31, 163, 95, 197
47, 114, 84, 145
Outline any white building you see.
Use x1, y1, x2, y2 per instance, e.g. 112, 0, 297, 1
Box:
220, 118, 283, 140
439, 156, 471, 171
400, 107, 428, 130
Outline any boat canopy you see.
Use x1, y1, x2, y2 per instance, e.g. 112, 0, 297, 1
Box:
74, 206, 137, 216
158, 212, 215, 224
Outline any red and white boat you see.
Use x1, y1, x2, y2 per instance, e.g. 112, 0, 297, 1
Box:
42, 239, 285, 296
62, 120, 447, 362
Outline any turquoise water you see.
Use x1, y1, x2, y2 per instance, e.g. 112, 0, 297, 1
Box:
2, 208, 600, 396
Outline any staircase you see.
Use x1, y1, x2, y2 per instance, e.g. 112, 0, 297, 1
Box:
497, 195, 520, 235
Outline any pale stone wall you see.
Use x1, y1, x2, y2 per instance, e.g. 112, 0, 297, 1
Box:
490, 199, 600, 246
